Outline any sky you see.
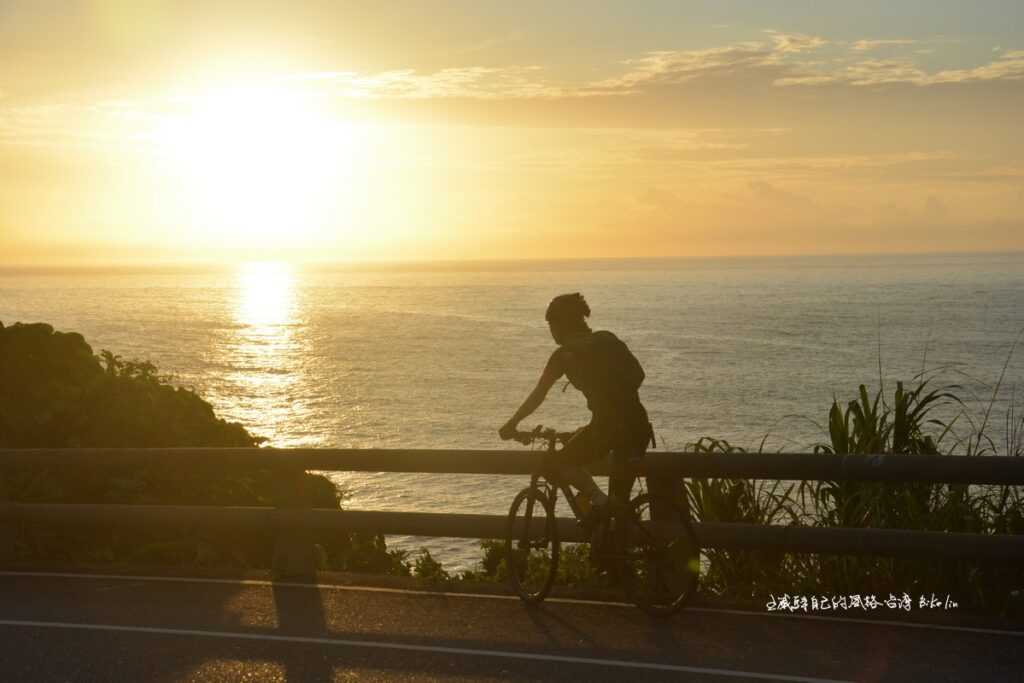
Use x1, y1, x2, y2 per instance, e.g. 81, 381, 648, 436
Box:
1, 0, 1023, 265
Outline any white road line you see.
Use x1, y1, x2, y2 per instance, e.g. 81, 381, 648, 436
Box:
0, 570, 622, 605
685, 605, 1024, 638
2, 570, 1021, 638
0, 619, 854, 683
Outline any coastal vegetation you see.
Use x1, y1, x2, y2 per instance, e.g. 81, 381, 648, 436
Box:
0, 321, 404, 572
684, 375, 1024, 612
2, 320, 1021, 612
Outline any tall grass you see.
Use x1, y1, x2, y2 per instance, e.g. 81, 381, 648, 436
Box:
685, 354, 1024, 611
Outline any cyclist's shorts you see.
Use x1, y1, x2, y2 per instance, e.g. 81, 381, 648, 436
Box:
561, 423, 650, 468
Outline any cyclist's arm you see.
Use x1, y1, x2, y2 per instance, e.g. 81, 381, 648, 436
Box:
500, 350, 565, 437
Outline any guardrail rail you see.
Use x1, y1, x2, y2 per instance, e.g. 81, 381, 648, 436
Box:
2, 448, 1023, 577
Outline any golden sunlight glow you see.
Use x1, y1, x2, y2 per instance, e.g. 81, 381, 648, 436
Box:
236, 260, 295, 328
3, 6, 1024, 266
153, 83, 369, 246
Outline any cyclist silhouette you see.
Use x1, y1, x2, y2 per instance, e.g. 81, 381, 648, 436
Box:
499, 292, 654, 518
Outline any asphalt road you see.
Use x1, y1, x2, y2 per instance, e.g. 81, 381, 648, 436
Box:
0, 572, 1021, 682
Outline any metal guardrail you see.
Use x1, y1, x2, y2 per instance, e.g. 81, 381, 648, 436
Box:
4, 448, 1024, 484
2, 503, 1022, 561
2, 448, 1024, 575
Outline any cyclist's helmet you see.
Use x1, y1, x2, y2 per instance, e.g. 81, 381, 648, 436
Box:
545, 292, 591, 324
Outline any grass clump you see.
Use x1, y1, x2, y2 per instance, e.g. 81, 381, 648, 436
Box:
687, 369, 1024, 612
413, 548, 452, 584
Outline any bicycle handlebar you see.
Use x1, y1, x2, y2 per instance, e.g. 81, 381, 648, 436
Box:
505, 425, 576, 448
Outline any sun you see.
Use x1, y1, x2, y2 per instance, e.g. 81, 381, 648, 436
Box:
152, 82, 367, 248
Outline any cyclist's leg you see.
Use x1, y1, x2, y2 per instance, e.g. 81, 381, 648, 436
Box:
646, 475, 687, 521
639, 422, 686, 523
608, 452, 636, 504
607, 437, 644, 557
555, 426, 608, 507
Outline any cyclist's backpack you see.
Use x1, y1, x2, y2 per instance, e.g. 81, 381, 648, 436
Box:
595, 330, 645, 391
565, 330, 645, 396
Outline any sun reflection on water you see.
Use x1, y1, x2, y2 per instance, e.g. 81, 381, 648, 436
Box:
236, 260, 295, 329
221, 260, 311, 447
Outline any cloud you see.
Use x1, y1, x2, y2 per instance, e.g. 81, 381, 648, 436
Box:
297, 33, 1018, 100
768, 31, 828, 54
928, 50, 1024, 83
852, 39, 918, 51
589, 33, 827, 93
777, 49, 1024, 87
772, 73, 839, 86
2, 31, 1021, 147
589, 43, 774, 92
291, 66, 569, 99
841, 59, 929, 86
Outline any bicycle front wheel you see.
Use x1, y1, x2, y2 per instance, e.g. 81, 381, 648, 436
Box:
622, 493, 699, 617
505, 487, 559, 603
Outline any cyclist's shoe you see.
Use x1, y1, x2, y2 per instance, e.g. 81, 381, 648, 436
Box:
588, 520, 628, 579
580, 501, 608, 562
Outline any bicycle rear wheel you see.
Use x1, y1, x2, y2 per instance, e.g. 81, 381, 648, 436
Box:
622, 493, 699, 617
505, 487, 559, 603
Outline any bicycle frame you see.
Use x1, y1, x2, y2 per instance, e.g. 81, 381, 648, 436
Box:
520, 448, 584, 532
516, 427, 664, 551
521, 450, 648, 563
508, 426, 699, 615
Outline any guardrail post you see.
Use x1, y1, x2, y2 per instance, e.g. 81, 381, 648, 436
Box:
271, 466, 317, 581
0, 474, 12, 564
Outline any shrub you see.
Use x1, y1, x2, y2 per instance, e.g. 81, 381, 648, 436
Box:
413, 548, 451, 583
0, 321, 409, 576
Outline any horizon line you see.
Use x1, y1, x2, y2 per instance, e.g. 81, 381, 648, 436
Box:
312, 247, 1023, 267
2, 248, 1024, 273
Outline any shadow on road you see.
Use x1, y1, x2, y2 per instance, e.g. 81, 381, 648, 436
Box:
271, 580, 332, 682
14, 572, 1007, 682
522, 602, 598, 648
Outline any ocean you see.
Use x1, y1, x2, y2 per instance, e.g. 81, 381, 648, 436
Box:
3, 252, 1023, 570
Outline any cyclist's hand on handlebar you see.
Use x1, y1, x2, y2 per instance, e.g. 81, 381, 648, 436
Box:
500, 422, 541, 445
498, 421, 519, 442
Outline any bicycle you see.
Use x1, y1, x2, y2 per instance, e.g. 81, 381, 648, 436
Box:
503, 425, 700, 617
